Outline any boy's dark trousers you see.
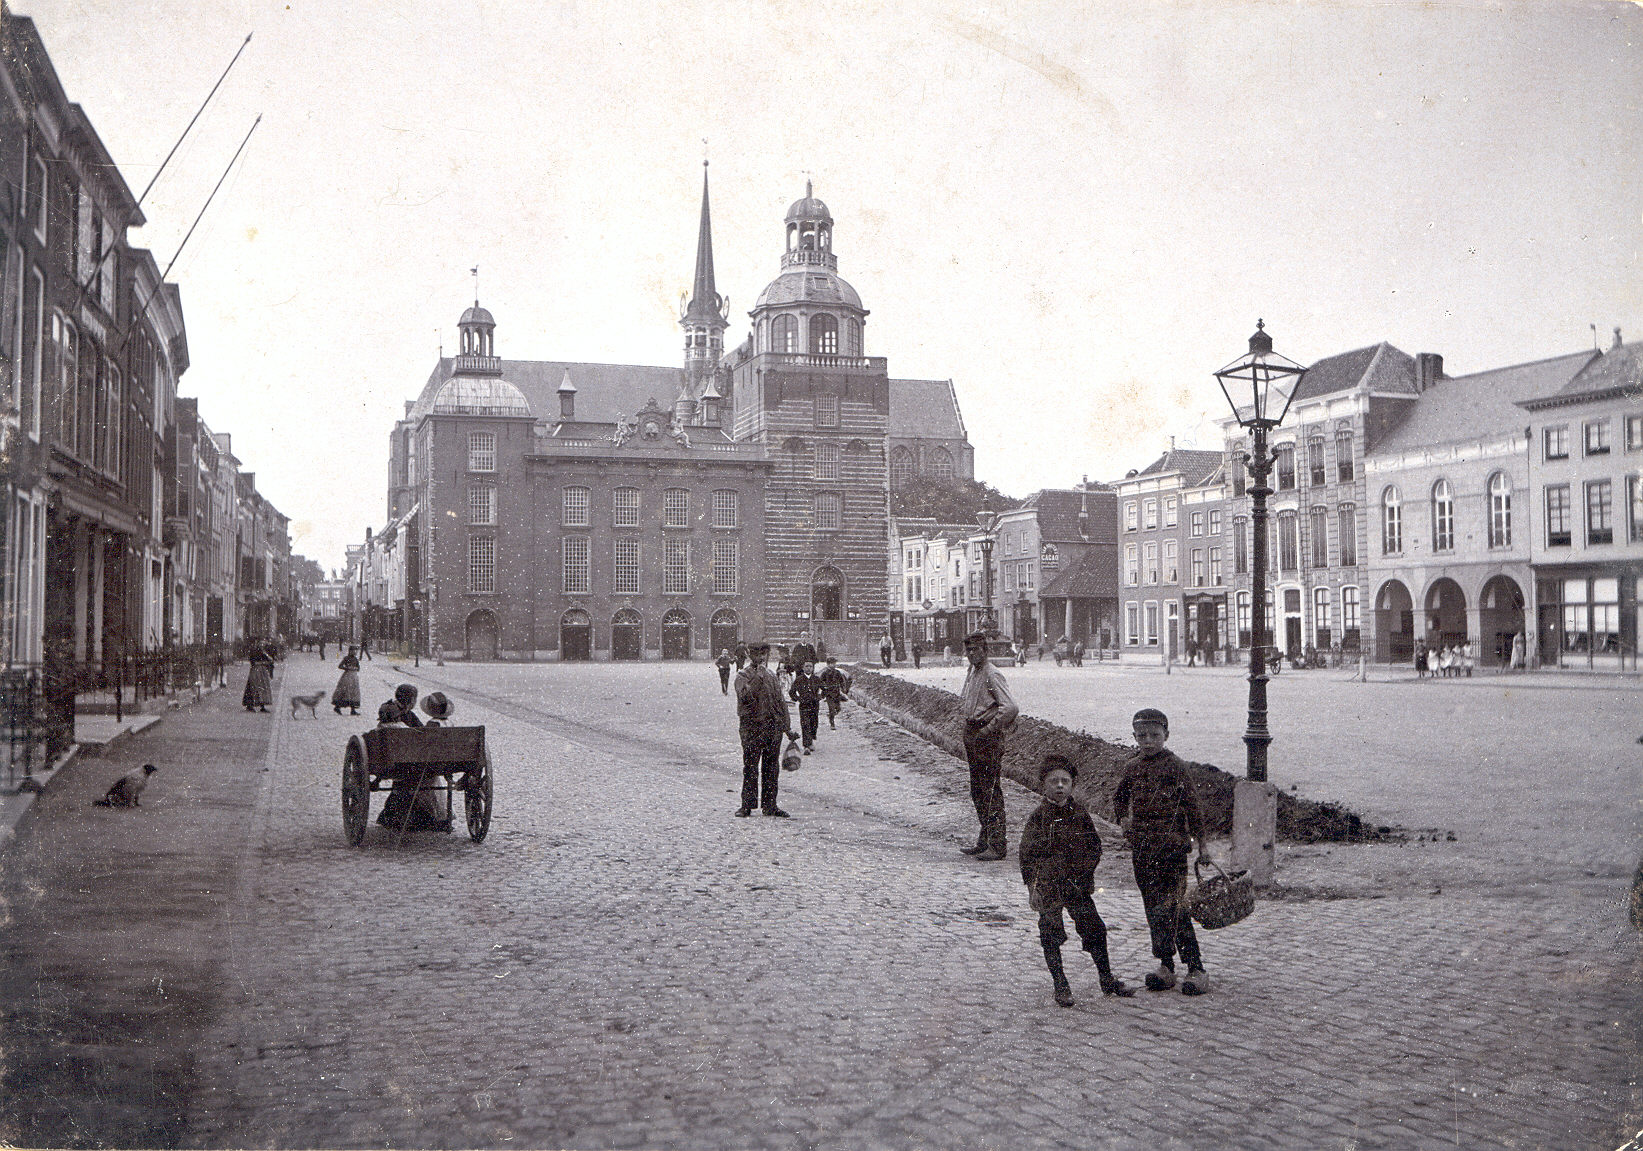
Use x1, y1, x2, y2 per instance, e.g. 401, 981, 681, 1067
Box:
1037, 881, 1119, 981
824, 696, 842, 727
798, 700, 820, 748
718, 666, 731, 694
962, 719, 1007, 854
739, 726, 783, 811
1131, 839, 1202, 970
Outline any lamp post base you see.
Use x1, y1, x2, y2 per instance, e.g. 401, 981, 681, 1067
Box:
1231, 778, 1277, 887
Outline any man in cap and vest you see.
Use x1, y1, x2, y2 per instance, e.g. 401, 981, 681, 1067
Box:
734, 641, 799, 817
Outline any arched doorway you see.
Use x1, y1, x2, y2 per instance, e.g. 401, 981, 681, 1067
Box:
811, 566, 844, 621
465, 609, 500, 661
560, 609, 591, 662
662, 609, 692, 660
709, 608, 740, 657
1374, 580, 1413, 663
1424, 578, 1467, 647
611, 609, 642, 661
1479, 574, 1525, 667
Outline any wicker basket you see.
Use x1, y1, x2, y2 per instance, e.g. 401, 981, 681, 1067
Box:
1187, 857, 1255, 929
781, 739, 802, 772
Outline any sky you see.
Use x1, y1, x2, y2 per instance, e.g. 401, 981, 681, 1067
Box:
13, 0, 1642, 571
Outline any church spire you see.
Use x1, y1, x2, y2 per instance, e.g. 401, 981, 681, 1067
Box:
683, 161, 726, 327
680, 160, 728, 422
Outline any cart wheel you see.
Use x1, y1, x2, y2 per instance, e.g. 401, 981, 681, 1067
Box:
465, 750, 493, 843
342, 737, 370, 846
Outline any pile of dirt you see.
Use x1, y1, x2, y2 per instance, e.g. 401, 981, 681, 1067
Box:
845, 666, 1378, 844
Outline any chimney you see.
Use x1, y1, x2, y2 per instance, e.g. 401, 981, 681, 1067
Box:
557, 370, 576, 420
700, 379, 722, 426
1078, 492, 1090, 540
1415, 352, 1444, 392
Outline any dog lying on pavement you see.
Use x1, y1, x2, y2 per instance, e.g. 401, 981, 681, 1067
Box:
289, 690, 327, 718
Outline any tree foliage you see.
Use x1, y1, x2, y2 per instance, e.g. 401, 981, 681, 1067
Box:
890, 474, 1021, 525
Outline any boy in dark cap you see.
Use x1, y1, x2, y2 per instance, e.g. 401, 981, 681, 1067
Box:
1112, 708, 1209, 995
1020, 754, 1135, 1007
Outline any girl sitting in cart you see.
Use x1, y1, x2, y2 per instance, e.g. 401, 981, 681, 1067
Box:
376, 684, 450, 831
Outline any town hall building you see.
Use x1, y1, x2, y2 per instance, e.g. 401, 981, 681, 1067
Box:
386, 170, 972, 660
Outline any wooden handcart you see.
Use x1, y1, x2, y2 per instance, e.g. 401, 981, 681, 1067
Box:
341, 725, 493, 846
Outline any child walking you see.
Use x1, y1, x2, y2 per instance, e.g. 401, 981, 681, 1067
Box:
1113, 708, 1209, 996
1019, 754, 1136, 1007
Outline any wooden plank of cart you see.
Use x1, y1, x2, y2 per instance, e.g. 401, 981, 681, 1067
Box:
341, 725, 493, 846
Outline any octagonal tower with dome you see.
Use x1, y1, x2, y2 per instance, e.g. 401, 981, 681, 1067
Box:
728, 183, 890, 657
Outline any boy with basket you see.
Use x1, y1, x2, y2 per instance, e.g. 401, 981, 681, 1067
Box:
1020, 754, 1136, 1007
1113, 708, 1210, 996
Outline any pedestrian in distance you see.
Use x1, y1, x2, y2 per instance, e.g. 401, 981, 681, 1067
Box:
241, 642, 275, 712
716, 649, 734, 695
789, 659, 823, 754
819, 655, 852, 728
958, 630, 1019, 861
318, 636, 326, 661
733, 640, 748, 670
1020, 754, 1136, 1006
879, 633, 893, 668
734, 641, 799, 817
1415, 644, 1428, 679
1114, 708, 1209, 996
1072, 638, 1085, 667
332, 646, 362, 715
911, 640, 923, 669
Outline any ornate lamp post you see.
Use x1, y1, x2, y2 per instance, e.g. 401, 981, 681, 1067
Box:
1214, 320, 1306, 883
975, 501, 999, 636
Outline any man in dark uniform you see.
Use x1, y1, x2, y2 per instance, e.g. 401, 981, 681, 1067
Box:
734, 642, 798, 817
789, 660, 824, 754
790, 631, 817, 673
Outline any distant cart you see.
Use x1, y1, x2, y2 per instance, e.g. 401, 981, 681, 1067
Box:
342, 725, 493, 846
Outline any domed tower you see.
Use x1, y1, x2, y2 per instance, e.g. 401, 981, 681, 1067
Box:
731, 183, 889, 657
679, 161, 729, 424
456, 301, 500, 372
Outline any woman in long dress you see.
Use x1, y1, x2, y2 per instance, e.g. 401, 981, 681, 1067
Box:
332, 646, 362, 715
242, 643, 274, 712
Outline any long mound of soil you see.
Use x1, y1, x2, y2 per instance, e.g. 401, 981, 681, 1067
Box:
846, 666, 1374, 843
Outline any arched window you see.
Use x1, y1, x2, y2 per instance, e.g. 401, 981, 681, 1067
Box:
928, 447, 955, 481
889, 446, 915, 489
812, 566, 844, 621
772, 314, 798, 353
1307, 437, 1327, 486
1381, 486, 1403, 554
1431, 479, 1454, 552
844, 318, 861, 356
1488, 472, 1512, 548
810, 313, 838, 355
1274, 444, 1296, 491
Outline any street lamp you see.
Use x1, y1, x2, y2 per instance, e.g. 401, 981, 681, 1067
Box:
975, 499, 999, 637
1214, 319, 1306, 884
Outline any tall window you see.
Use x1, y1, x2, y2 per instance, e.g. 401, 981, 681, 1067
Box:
1431, 479, 1454, 552
1124, 501, 1138, 532
1236, 591, 1251, 648
1190, 511, 1204, 537
23, 266, 43, 438
1586, 479, 1613, 545
712, 539, 738, 594
1143, 499, 1158, 530
815, 441, 840, 480
1190, 549, 1204, 587
562, 485, 590, 527
1233, 517, 1248, 574
1309, 507, 1329, 568
1276, 513, 1298, 572
1231, 451, 1247, 497
1627, 414, 1643, 452
468, 485, 495, 526
772, 314, 798, 352
1630, 476, 1643, 544
1584, 419, 1610, 456
1144, 602, 1159, 646
1126, 604, 1140, 646
1336, 430, 1354, 481
814, 492, 842, 529
1124, 543, 1139, 586
613, 538, 641, 594
1143, 541, 1158, 584
1308, 438, 1326, 486
1545, 484, 1571, 547
1338, 506, 1357, 566
928, 448, 954, 480
816, 393, 840, 427
468, 536, 495, 594
1163, 539, 1178, 583
1544, 425, 1569, 460
1381, 486, 1402, 554
1163, 497, 1178, 528
1275, 444, 1296, 490
1209, 509, 1221, 535
712, 489, 739, 528
889, 447, 915, 489
663, 538, 690, 594
1342, 586, 1361, 648
1488, 472, 1512, 548
563, 537, 590, 593
1209, 547, 1222, 586
663, 488, 689, 528
614, 487, 640, 527
53, 315, 76, 450
810, 313, 839, 355
1314, 587, 1332, 648
468, 431, 496, 472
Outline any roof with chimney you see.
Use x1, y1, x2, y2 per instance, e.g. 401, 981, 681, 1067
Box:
1518, 336, 1642, 408
1016, 488, 1118, 545
1379, 349, 1597, 449
1038, 547, 1119, 600
1136, 450, 1223, 485
1287, 342, 1418, 404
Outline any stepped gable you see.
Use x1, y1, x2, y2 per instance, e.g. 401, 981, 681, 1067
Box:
1380, 350, 1597, 449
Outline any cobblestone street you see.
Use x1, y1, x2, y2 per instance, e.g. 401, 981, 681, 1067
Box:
2, 654, 1638, 1150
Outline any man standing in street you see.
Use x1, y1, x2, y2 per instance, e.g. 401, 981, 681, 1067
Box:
790, 631, 817, 673
734, 641, 798, 818
879, 633, 893, 668
959, 631, 1019, 861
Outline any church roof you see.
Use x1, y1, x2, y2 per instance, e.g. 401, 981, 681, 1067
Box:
888, 378, 966, 440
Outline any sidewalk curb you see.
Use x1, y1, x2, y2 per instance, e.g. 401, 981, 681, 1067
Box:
0, 743, 80, 851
